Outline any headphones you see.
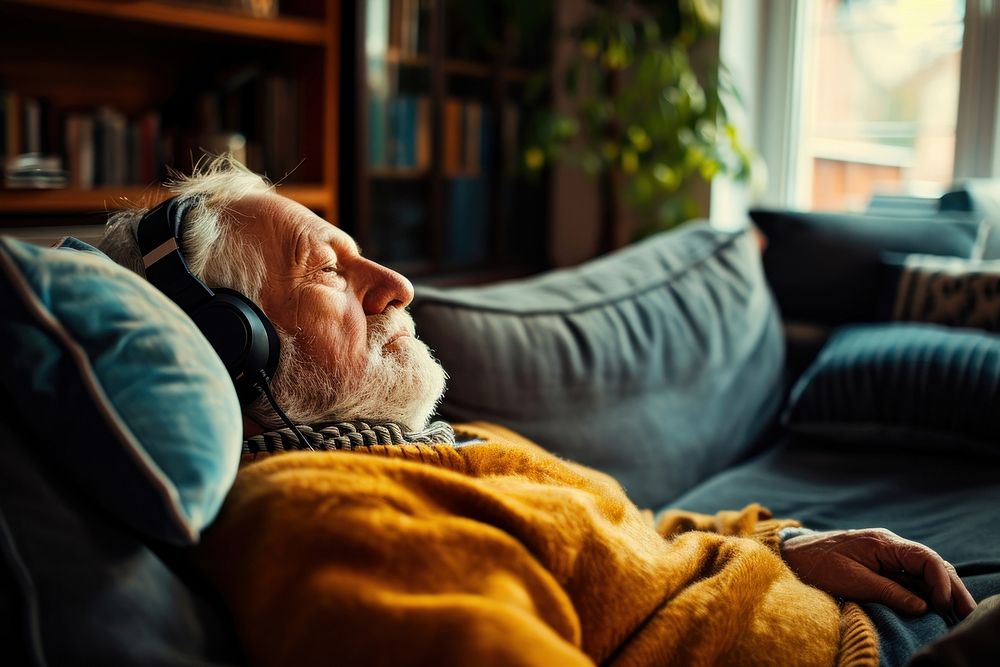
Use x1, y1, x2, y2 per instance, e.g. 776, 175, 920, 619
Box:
136, 196, 281, 408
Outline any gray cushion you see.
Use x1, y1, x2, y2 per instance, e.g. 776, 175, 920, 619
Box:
412, 221, 784, 508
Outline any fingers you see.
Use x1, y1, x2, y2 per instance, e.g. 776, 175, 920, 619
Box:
894, 544, 953, 614
872, 574, 929, 616
883, 535, 977, 620
946, 565, 977, 619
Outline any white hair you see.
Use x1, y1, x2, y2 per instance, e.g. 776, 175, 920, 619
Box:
99, 154, 270, 303
99, 154, 276, 425
100, 153, 446, 432
265, 309, 446, 431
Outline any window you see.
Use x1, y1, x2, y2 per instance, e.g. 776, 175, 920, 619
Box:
736, 0, 1000, 214
799, 0, 965, 211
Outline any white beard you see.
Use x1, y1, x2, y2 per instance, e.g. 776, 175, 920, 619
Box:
249, 309, 447, 432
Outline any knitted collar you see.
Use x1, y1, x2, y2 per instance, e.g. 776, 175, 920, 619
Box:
242, 420, 456, 459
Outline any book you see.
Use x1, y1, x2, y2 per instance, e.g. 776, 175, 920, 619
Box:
479, 107, 494, 173
96, 107, 127, 187
368, 92, 388, 168
445, 176, 489, 265
443, 98, 464, 176
502, 102, 520, 176
397, 95, 417, 168
416, 96, 431, 170
464, 102, 481, 175
65, 113, 95, 189
416, 0, 432, 53
0, 91, 6, 158
23, 98, 41, 155
261, 75, 301, 181
389, 0, 403, 54
6, 91, 21, 159
136, 111, 161, 186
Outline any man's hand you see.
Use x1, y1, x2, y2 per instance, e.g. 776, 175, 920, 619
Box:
781, 528, 977, 621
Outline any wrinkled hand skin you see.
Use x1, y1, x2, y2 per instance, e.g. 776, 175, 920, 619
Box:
781, 528, 977, 621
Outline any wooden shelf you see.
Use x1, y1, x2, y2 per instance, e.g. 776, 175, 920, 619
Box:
7, 0, 327, 45
0, 184, 332, 215
369, 167, 431, 179
374, 49, 531, 81
445, 59, 531, 81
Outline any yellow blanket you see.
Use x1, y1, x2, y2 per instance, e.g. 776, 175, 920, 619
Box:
196, 422, 878, 666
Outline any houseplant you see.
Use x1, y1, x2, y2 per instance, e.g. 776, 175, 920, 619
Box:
525, 0, 753, 247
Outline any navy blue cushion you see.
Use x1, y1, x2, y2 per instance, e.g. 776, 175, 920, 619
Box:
0, 398, 241, 665
784, 323, 1000, 452
0, 236, 243, 545
750, 208, 986, 325
412, 222, 785, 507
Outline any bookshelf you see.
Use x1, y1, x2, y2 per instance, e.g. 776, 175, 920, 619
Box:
0, 0, 340, 237
340, 0, 552, 279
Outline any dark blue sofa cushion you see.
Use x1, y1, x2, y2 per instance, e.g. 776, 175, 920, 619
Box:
750, 208, 986, 325
0, 399, 242, 666
784, 324, 1000, 453
412, 222, 784, 508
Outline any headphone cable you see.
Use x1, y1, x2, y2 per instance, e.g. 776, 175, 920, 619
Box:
254, 370, 314, 451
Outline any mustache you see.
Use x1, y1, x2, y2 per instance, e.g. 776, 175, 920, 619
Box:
366, 308, 416, 348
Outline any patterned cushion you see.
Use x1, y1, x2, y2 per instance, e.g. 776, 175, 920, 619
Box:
0, 236, 242, 545
881, 253, 1000, 331
785, 323, 1000, 452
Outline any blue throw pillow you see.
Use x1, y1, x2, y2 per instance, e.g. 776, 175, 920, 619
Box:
0, 236, 242, 545
785, 323, 1000, 453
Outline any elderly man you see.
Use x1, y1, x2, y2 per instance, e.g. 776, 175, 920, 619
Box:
100, 157, 978, 666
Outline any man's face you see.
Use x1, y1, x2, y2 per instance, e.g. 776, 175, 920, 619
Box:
233, 192, 446, 430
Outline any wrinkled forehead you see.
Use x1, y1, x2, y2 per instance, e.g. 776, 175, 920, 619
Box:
233, 192, 358, 259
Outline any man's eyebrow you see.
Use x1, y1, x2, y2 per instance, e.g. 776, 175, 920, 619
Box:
327, 234, 362, 257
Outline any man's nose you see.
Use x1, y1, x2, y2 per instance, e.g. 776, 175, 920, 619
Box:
360, 260, 414, 315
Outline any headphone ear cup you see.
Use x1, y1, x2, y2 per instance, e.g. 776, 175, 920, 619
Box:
190, 288, 280, 407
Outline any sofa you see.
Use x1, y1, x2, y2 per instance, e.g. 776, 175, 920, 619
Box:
1, 210, 999, 665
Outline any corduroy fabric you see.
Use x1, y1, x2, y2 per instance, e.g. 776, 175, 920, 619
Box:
196, 422, 878, 666
785, 323, 1000, 452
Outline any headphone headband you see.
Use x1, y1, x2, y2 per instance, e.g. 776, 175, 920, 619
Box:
136, 195, 280, 407
136, 196, 214, 313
